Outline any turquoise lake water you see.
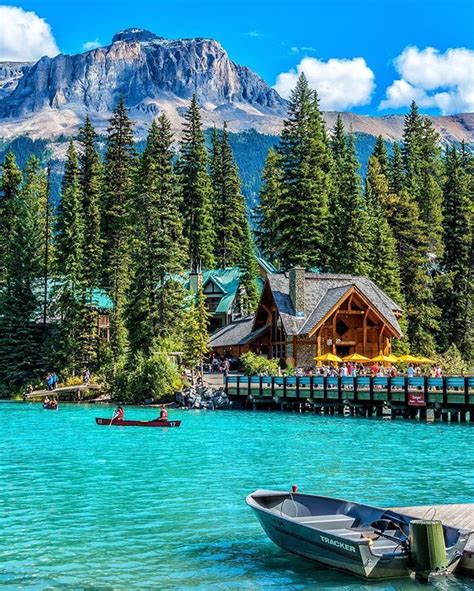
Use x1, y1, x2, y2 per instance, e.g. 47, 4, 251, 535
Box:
1, 402, 474, 590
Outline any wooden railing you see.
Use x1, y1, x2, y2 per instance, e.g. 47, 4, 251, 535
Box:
225, 375, 474, 407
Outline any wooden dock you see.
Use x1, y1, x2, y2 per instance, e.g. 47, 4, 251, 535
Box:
226, 375, 474, 420
26, 384, 101, 399
390, 504, 474, 575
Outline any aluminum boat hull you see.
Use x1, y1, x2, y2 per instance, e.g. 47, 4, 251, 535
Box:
246, 490, 470, 580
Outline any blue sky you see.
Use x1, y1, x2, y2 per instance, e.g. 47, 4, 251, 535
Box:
0, 0, 473, 114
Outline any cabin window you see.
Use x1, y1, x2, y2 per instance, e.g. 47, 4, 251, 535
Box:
336, 319, 349, 336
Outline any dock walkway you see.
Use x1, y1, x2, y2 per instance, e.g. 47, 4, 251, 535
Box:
226, 375, 474, 420
391, 504, 474, 575
26, 384, 101, 399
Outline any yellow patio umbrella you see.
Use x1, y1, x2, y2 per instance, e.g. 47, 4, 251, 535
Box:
342, 353, 371, 363
385, 354, 399, 363
314, 353, 343, 363
415, 356, 435, 364
370, 354, 393, 363
396, 354, 420, 364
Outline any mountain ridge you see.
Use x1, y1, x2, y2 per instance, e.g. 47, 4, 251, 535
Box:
0, 28, 472, 143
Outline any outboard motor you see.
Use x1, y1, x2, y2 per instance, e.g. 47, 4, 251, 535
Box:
409, 519, 448, 579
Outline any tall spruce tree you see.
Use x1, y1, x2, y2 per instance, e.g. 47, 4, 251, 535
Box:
255, 148, 282, 265
389, 143, 404, 195
54, 142, 95, 374
211, 122, 250, 268
372, 135, 390, 178
127, 115, 187, 356
365, 155, 403, 306
275, 74, 332, 270
0, 152, 23, 283
327, 117, 371, 275
0, 166, 44, 389
387, 187, 440, 354
102, 98, 136, 361
238, 223, 260, 314
402, 101, 444, 257
183, 284, 211, 373
78, 116, 102, 288
178, 94, 215, 270
437, 146, 473, 358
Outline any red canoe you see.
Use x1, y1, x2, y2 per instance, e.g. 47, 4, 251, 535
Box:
95, 417, 181, 428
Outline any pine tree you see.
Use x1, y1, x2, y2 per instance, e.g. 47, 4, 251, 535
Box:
178, 94, 215, 270
389, 143, 404, 195
102, 98, 136, 361
183, 285, 211, 372
388, 188, 440, 354
53, 141, 96, 374
78, 116, 102, 288
0, 170, 44, 389
402, 101, 444, 257
0, 152, 23, 283
211, 123, 251, 268
437, 147, 473, 358
372, 135, 390, 178
56, 142, 83, 279
255, 148, 282, 265
127, 115, 187, 356
327, 118, 371, 275
365, 156, 403, 305
275, 74, 333, 270
20, 157, 50, 279
238, 223, 260, 314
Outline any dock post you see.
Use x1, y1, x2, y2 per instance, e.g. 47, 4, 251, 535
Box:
447, 411, 452, 423
426, 408, 435, 422
466, 411, 471, 423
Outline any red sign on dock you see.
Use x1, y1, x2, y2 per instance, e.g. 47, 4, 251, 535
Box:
408, 393, 426, 406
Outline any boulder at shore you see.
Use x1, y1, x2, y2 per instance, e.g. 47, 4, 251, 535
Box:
175, 386, 230, 410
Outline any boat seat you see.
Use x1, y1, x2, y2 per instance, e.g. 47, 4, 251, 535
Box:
324, 528, 371, 540
294, 514, 356, 530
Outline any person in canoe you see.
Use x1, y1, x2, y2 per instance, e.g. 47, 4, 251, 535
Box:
112, 405, 124, 422
157, 404, 168, 422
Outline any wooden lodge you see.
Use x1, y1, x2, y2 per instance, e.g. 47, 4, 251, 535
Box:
210, 268, 403, 366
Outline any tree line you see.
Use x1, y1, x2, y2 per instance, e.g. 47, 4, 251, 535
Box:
0, 77, 472, 398
0, 96, 258, 397
256, 74, 473, 360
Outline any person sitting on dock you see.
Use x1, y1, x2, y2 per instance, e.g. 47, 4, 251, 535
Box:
157, 404, 168, 421
112, 405, 124, 421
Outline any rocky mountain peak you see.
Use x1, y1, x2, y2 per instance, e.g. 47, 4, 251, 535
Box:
112, 28, 163, 44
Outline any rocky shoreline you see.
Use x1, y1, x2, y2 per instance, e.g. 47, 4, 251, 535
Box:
175, 385, 230, 410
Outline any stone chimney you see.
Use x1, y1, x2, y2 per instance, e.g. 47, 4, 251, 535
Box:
289, 267, 305, 316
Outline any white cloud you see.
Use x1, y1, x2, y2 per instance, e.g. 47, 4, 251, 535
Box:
246, 30, 263, 38
274, 56, 375, 110
380, 46, 474, 114
0, 5, 59, 62
82, 39, 102, 51
290, 46, 316, 54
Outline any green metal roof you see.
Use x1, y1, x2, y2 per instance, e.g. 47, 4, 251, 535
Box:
183, 267, 265, 315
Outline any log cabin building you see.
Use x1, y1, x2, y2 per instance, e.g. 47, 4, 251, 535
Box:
210, 267, 403, 367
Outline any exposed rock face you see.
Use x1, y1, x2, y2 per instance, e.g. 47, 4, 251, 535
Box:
0, 28, 472, 143
0, 62, 32, 99
0, 28, 286, 136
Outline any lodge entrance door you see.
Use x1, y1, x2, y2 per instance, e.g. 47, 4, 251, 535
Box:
336, 345, 350, 357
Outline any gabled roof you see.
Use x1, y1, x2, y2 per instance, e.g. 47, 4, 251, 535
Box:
266, 273, 402, 337
184, 267, 265, 315
301, 285, 353, 334
210, 315, 269, 348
